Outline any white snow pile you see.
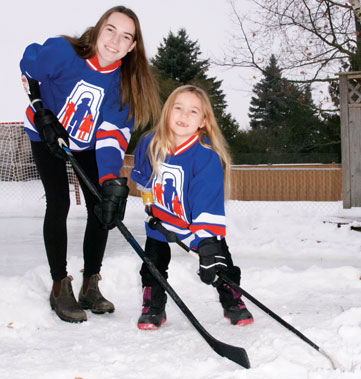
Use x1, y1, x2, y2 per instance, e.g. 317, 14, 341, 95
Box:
0, 195, 360, 379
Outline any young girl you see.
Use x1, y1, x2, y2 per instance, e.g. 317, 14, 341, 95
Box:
131, 85, 253, 330
20, 6, 160, 323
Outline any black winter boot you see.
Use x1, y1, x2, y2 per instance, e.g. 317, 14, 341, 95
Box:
137, 286, 167, 330
78, 274, 115, 314
223, 296, 254, 326
50, 276, 87, 323
217, 267, 254, 326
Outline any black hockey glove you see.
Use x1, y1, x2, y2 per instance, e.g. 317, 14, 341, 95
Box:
197, 237, 227, 285
33, 108, 69, 160
94, 177, 129, 229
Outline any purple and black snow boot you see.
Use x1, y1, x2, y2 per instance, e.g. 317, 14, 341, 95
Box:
217, 267, 254, 326
219, 283, 254, 326
137, 286, 167, 330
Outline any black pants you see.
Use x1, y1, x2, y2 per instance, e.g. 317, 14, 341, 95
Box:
140, 236, 241, 308
140, 237, 171, 287
31, 141, 108, 281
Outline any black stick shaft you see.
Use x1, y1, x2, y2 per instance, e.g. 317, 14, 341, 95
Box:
63, 148, 101, 201
25, 77, 43, 112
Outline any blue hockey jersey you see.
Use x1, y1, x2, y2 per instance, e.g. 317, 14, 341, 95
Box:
131, 132, 226, 249
20, 37, 134, 183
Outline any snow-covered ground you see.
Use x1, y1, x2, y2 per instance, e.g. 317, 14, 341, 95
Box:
0, 183, 360, 378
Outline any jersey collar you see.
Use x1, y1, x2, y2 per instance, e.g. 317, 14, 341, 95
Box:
86, 55, 122, 73
170, 134, 199, 156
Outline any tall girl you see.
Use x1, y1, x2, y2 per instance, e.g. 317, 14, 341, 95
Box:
20, 6, 160, 323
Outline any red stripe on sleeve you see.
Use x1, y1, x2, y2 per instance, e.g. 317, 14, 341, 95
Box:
96, 130, 128, 151
188, 224, 226, 237
26, 106, 35, 124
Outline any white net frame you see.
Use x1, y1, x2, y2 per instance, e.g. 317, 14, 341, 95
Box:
0, 122, 81, 213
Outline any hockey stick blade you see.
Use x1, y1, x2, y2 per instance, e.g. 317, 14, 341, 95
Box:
208, 338, 250, 368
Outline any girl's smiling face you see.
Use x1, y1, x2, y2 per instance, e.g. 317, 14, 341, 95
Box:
169, 92, 206, 147
96, 12, 136, 67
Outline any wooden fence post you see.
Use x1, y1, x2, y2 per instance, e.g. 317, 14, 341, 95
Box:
338, 71, 361, 208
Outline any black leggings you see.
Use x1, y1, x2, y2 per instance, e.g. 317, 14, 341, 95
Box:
31, 141, 108, 280
140, 237, 171, 287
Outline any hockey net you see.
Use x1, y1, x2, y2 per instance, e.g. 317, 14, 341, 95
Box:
0, 122, 81, 214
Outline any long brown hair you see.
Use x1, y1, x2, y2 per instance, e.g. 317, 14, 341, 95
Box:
62, 6, 160, 129
148, 85, 231, 198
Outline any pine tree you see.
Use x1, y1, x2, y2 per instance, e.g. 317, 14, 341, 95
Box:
245, 54, 338, 162
151, 28, 240, 150
248, 55, 292, 131
151, 29, 208, 84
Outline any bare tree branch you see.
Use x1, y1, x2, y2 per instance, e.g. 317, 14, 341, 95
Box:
218, 0, 360, 83
349, 0, 361, 22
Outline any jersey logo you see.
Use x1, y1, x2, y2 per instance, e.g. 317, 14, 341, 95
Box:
57, 80, 104, 142
153, 163, 188, 222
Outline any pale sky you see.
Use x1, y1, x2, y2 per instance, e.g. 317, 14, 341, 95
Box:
1, 0, 254, 128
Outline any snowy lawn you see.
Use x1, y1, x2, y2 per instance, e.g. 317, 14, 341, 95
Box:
0, 193, 360, 379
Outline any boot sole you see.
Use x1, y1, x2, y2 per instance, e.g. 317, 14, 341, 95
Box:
91, 308, 115, 314
225, 315, 254, 326
138, 318, 166, 330
78, 301, 115, 314
51, 306, 87, 323
56, 314, 87, 323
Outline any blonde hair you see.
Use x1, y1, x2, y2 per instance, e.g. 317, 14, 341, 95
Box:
148, 85, 231, 198
62, 6, 161, 129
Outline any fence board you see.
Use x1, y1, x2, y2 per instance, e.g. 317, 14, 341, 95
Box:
121, 156, 342, 201
349, 107, 361, 206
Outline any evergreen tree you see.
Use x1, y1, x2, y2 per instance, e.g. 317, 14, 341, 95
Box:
151, 28, 240, 151
151, 29, 208, 84
249, 55, 294, 131
244, 54, 339, 162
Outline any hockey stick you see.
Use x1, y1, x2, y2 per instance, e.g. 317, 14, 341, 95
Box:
63, 148, 250, 369
148, 217, 341, 370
